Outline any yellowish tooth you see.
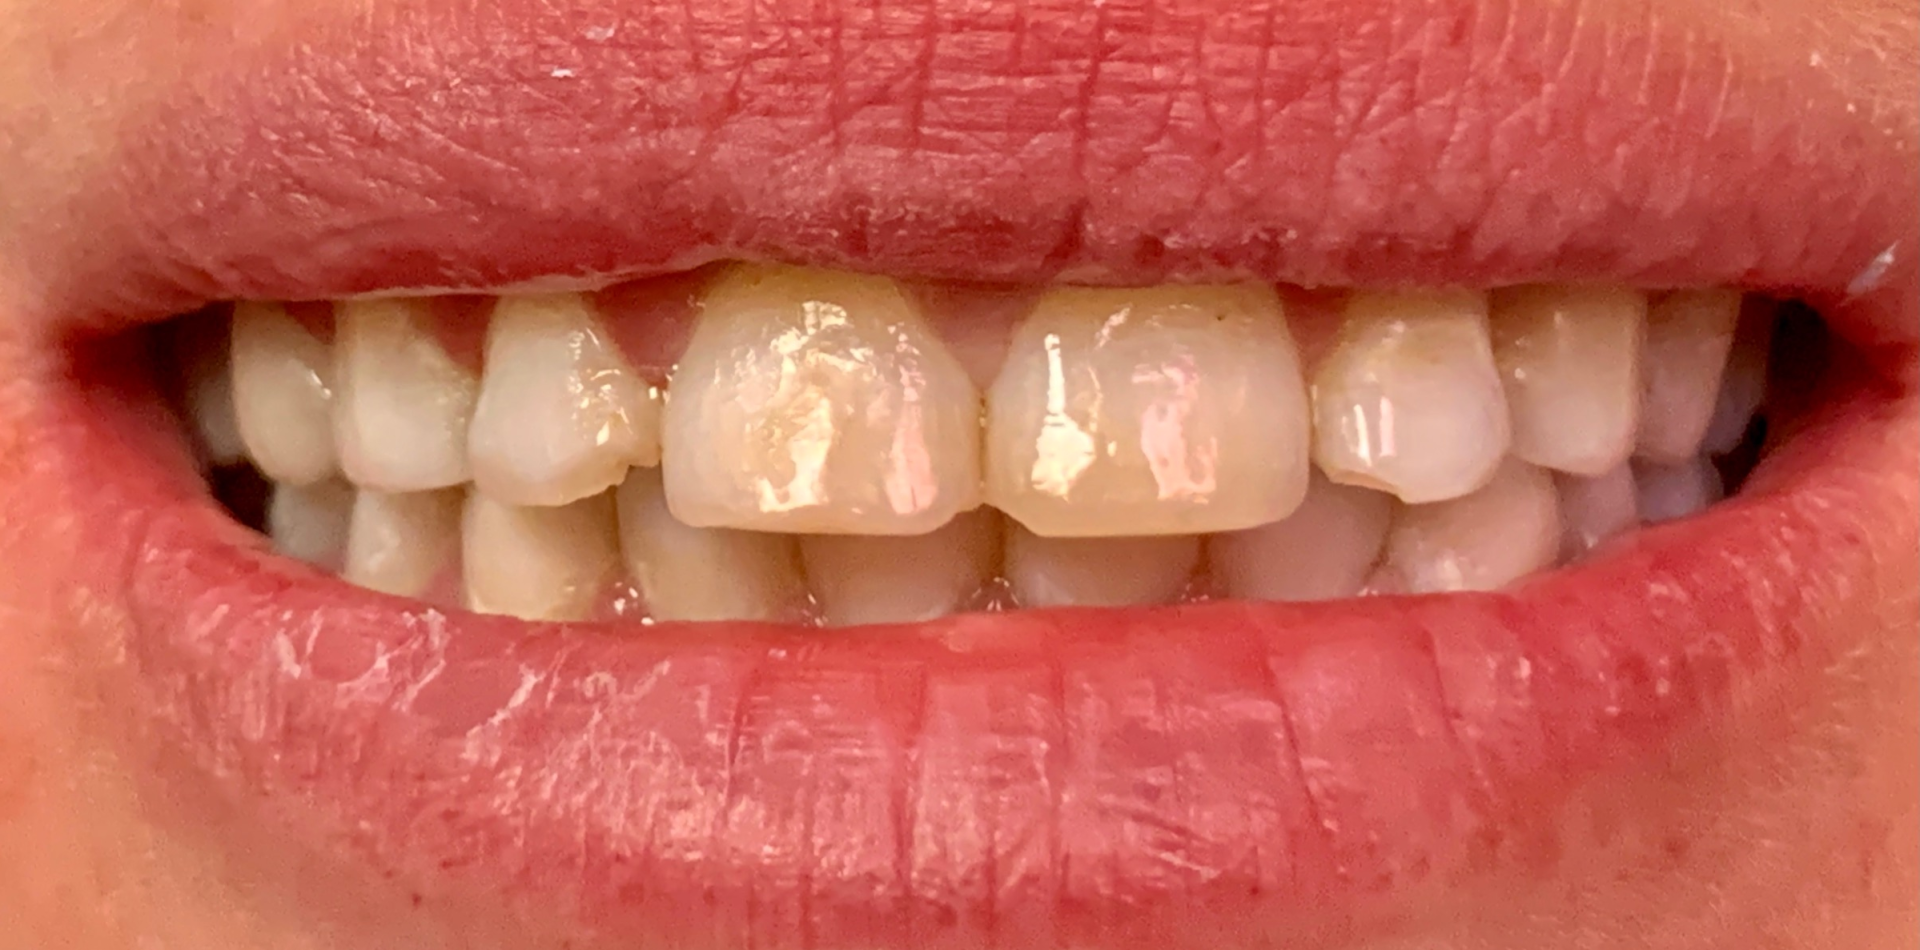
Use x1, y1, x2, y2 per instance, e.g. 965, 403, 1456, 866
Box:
333, 299, 479, 492
267, 479, 354, 571
1490, 284, 1645, 476
342, 488, 463, 598
1636, 289, 1740, 462
1311, 290, 1511, 504
1005, 525, 1200, 608
661, 264, 981, 535
232, 301, 338, 485
468, 293, 662, 507
1554, 463, 1639, 559
984, 284, 1312, 537
1211, 470, 1395, 602
1634, 457, 1723, 524
1379, 458, 1560, 593
800, 507, 1000, 627
615, 468, 811, 623
462, 491, 619, 622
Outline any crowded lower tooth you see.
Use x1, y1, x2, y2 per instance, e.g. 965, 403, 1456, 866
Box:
1210, 470, 1395, 602
1636, 289, 1740, 462
333, 299, 479, 492
615, 468, 811, 622
231, 301, 338, 485
1312, 290, 1511, 504
662, 264, 982, 535
1378, 458, 1560, 593
1490, 284, 1645, 476
267, 479, 354, 571
800, 507, 1001, 626
1554, 463, 1639, 559
175, 317, 247, 467
462, 491, 619, 621
342, 488, 463, 598
985, 284, 1312, 537
1005, 524, 1200, 608
1634, 457, 1724, 524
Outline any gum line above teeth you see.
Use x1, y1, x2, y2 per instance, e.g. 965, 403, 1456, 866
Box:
189, 263, 1772, 624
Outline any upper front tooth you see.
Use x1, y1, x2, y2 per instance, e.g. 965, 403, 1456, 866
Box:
467, 293, 662, 507
334, 299, 479, 492
984, 284, 1312, 537
1636, 289, 1740, 462
1490, 285, 1646, 476
231, 301, 338, 485
662, 264, 982, 535
1378, 457, 1560, 593
462, 491, 619, 622
1312, 290, 1511, 504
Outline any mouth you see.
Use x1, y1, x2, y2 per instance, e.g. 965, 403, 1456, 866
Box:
9, 0, 1918, 946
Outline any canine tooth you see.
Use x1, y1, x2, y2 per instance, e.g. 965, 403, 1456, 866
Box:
1380, 458, 1560, 593
174, 317, 246, 467
463, 491, 619, 622
615, 468, 810, 623
662, 264, 981, 535
334, 299, 479, 491
1634, 458, 1724, 524
1490, 285, 1645, 475
342, 488, 463, 598
231, 301, 337, 485
267, 479, 354, 570
985, 284, 1312, 537
1005, 525, 1200, 608
801, 508, 1000, 626
1312, 290, 1510, 504
468, 293, 661, 507
1554, 464, 1639, 558
1211, 470, 1395, 602
1702, 301, 1775, 455
1636, 290, 1739, 462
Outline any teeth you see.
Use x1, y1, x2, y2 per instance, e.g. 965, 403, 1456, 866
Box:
661, 264, 982, 535
1378, 458, 1560, 593
1490, 285, 1645, 476
467, 293, 662, 507
615, 468, 811, 623
800, 507, 1001, 626
1005, 524, 1200, 608
231, 301, 338, 485
1702, 301, 1775, 455
267, 479, 354, 571
1554, 463, 1639, 559
1636, 290, 1740, 462
174, 317, 246, 467
342, 488, 463, 598
984, 284, 1312, 537
333, 299, 480, 492
1311, 291, 1511, 504
1210, 470, 1395, 602
1634, 458, 1724, 524
462, 491, 619, 621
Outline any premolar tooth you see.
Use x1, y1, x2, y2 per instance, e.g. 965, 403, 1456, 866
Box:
334, 299, 479, 491
267, 479, 354, 571
661, 264, 981, 535
1312, 291, 1511, 504
985, 284, 1312, 537
1554, 464, 1639, 559
231, 301, 337, 485
462, 491, 619, 622
1636, 290, 1740, 462
1702, 301, 1776, 455
1379, 458, 1560, 593
616, 468, 810, 623
1634, 458, 1723, 524
1210, 470, 1394, 602
1005, 525, 1200, 608
342, 488, 463, 598
174, 317, 246, 467
800, 508, 1000, 626
1490, 285, 1645, 476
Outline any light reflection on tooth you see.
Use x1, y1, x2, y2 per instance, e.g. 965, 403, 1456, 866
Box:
468, 293, 662, 507
985, 284, 1312, 537
463, 491, 619, 622
232, 301, 338, 485
1379, 458, 1560, 593
616, 468, 810, 623
1005, 524, 1199, 608
1634, 457, 1723, 524
801, 507, 1000, 626
333, 299, 479, 492
342, 488, 463, 598
267, 479, 354, 571
1554, 463, 1638, 560
174, 317, 246, 467
1636, 289, 1740, 462
1490, 284, 1645, 476
1210, 470, 1394, 602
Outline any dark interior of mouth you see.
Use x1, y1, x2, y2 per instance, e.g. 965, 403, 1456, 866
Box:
131, 265, 1825, 627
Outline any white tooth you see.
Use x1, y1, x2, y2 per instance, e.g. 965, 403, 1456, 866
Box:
1554, 463, 1639, 559
1210, 470, 1395, 602
615, 468, 810, 623
333, 299, 479, 491
231, 301, 338, 485
1380, 458, 1560, 593
1005, 525, 1199, 608
800, 507, 1000, 626
661, 264, 981, 535
462, 491, 619, 622
1311, 290, 1511, 504
175, 317, 246, 467
342, 488, 463, 598
468, 293, 662, 507
267, 479, 354, 571
1490, 284, 1645, 476
1634, 457, 1723, 524
1702, 301, 1775, 455
1635, 289, 1740, 462
984, 284, 1312, 537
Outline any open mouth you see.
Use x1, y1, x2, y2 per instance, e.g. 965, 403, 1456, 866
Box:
10, 0, 1917, 946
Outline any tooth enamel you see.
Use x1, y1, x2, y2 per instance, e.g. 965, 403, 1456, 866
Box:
615, 467, 810, 623
467, 293, 662, 507
1311, 290, 1511, 504
231, 301, 338, 485
342, 488, 463, 598
462, 491, 619, 621
333, 299, 479, 491
1634, 457, 1724, 524
1210, 470, 1395, 602
1490, 284, 1645, 476
1379, 458, 1560, 593
661, 264, 981, 535
984, 284, 1312, 537
267, 479, 354, 571
1636, 289, 1740, 462
1005, 525, 1200, 608
1554, 463, 1639, 558
800, 507, 1000, 626
1702, 301, 1775, 455
174, 318, 246, 467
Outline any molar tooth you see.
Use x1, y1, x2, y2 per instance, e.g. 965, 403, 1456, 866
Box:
1636, 290, 1740, 462
985, 284, 1312, 537
1311, 291, 1511, 504
616, 468, 811, 623
662, 264, 981, 535
232, 301, 337, 485
1379, 458, 1560, 593
1210, 470, 1395, 602
267, 479, 354, 571
174, 317, 246, 467
333, 299, 479, 491
342, 488, 463, 598
468, 293, 662, 507
1490, 284, 1645, 476
800, 507, 1000, 627
1554, 463, 1639, 559
1005, 526, 1200, 608
1634, 457, 1724, 524
462, 491, 619, 621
